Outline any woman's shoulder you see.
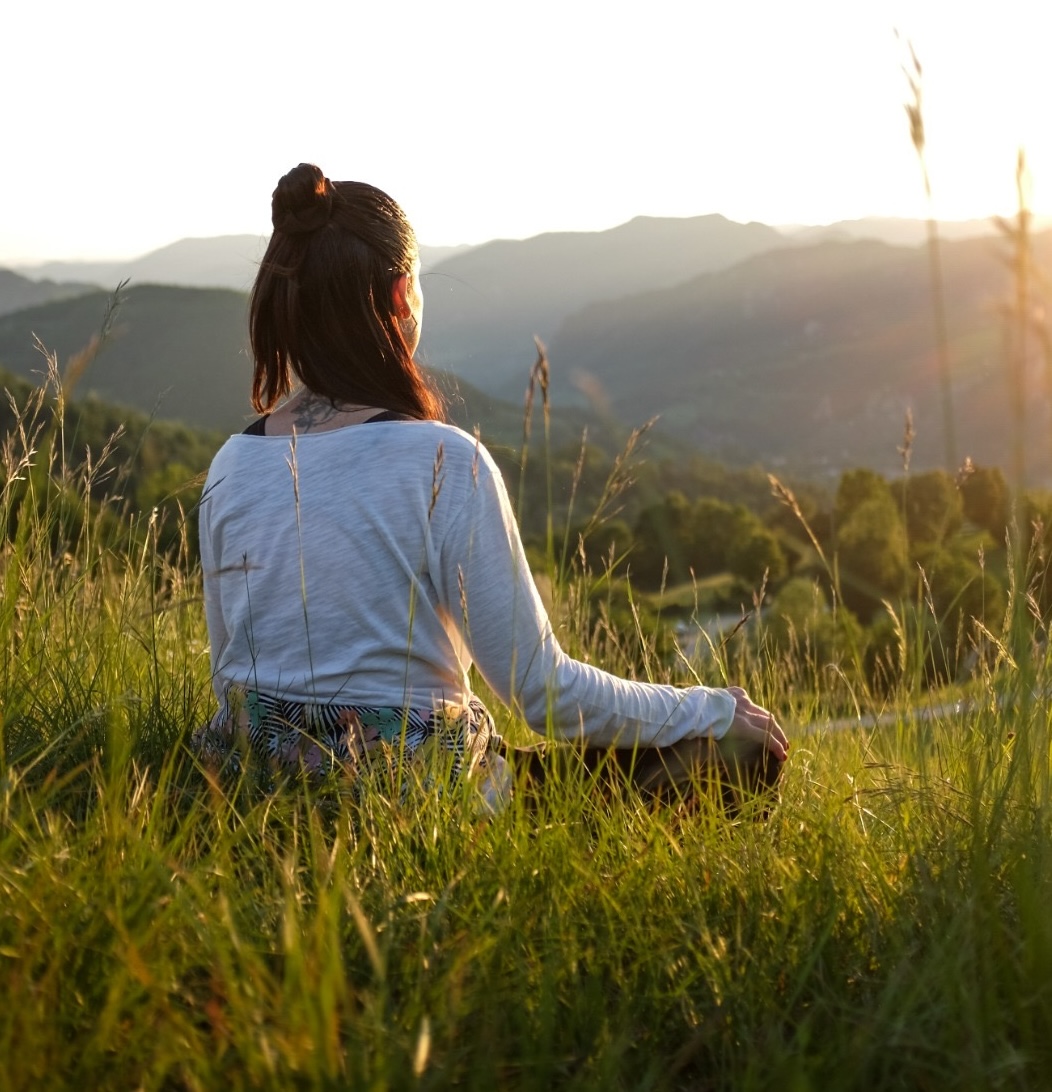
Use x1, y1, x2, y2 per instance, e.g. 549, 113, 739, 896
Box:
390, 420, 502, 470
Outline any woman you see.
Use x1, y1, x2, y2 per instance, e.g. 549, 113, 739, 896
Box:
195, 163, 788, 809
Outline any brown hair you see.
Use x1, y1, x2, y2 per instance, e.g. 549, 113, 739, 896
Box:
249, 163, 443, 420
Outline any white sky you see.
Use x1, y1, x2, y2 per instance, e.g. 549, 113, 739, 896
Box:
4, 0, 1052, 263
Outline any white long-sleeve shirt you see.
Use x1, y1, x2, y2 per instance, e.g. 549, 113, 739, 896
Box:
199, 420, 735, 747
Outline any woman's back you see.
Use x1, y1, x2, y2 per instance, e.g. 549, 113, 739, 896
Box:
201, 419, 486, 707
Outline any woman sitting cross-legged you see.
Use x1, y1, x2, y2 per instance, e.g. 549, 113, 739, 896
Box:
193, 162, 789, 811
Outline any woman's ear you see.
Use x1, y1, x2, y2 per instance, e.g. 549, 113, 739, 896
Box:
391, 273, 411, 319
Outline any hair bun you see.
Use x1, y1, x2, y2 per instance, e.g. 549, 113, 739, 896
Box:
271, 163, 334, 235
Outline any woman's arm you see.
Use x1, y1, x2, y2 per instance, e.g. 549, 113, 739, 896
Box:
440, 448, 738, 748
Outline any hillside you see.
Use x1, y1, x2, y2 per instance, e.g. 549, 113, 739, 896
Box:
548, 232, 1051, 479
0, 284, 623, 458
0, 285, 254, 431
0, 268, 95, 317
419, 214, 790, 393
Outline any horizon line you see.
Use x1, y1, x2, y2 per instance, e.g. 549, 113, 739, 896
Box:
6, 209, 1052, 270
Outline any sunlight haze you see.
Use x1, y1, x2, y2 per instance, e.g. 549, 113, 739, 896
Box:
5, 0, 1052, 263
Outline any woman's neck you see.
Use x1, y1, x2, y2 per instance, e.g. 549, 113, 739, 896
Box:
264, 388, 385, 436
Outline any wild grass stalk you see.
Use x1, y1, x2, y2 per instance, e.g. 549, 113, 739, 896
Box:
994, 151, 1049, 676
900, 36, 957, 474
997, 151, 1034, 499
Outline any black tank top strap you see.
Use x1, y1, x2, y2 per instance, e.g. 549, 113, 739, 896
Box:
364, 410, 415, 423
242, 410, 412, 435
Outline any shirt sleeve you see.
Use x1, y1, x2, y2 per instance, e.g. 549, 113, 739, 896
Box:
439, 448, 736, 747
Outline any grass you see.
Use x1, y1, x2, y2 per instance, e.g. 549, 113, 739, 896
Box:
1, 361, 1051, 1090
2, 684, 1049, 1088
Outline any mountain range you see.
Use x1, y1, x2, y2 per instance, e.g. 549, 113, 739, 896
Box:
12, 238, 471, 294
1, 214, 1047, 483
417, 215, 790, 393
549, 231, 1051, 476
0, 268, 95, 318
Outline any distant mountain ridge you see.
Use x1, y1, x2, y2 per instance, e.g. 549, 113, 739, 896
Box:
419, 214, 791, 395
13, 236, 268, 293
778, 216, 1044, 247
12, 238, 473, 293
8, 214, 1014, 297
0, 269, 95, 318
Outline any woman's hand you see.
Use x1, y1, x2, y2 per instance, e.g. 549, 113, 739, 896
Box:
723, 686, 789, 762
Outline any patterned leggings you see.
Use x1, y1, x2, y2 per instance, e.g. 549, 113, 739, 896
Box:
191, 687, 509, 805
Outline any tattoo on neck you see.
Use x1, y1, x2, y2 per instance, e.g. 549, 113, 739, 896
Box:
292, 392, 341, 431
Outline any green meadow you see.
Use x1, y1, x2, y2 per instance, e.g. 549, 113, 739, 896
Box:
1, 349, 1051, 1091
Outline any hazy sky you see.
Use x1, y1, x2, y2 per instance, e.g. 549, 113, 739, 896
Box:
5, 0, 1051, 263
